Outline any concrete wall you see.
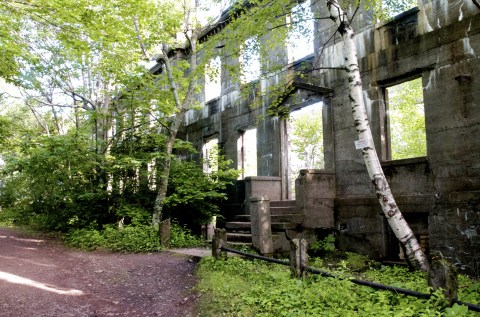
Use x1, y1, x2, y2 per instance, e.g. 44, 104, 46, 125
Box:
180, 1, 480, 275
327, 4, 480, 275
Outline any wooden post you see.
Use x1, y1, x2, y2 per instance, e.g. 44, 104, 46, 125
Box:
212, 228, 227, 259
428, 253, 458, 306
160, 218, 171, 248
290, 238, 307, 278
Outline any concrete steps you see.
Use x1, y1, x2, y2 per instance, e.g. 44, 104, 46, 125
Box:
223, 199, 302, 248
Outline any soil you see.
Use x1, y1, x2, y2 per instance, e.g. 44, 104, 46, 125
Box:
0, 227, 200, 317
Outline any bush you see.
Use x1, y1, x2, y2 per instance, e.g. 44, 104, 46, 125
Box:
170, 221, 205, 248
64, 222, 205, 252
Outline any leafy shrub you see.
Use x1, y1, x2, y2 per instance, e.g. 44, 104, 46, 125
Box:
165, 157, 240, 229
64, 228, 107, 250
64, 222, 204, 251
309, 234, 335, 256
64, 225, 160, 252
0, 207, 32, 227
170, 222, 205, 248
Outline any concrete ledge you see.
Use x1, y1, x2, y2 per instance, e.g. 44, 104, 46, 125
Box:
381, 156, 428, 167
245, 176, 282, 181
335, 195, 435, 210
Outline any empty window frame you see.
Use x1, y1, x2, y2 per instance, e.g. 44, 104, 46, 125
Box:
205, 56, 221, 102
237, 127, 257, 179
286, 0, 314, 63
203, 137, 219, 174
240, 37, 261, 84
385, 77, 426, 160
287, 102, 324, 196
382, 0, 417, 18
288, 102, 324, 172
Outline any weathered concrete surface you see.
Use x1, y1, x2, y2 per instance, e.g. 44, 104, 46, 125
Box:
179, 1, 480, 275
295, 169, 335, 229
249, 196, 273, 255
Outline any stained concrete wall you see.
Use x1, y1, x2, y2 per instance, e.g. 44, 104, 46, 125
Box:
325, 4, 480, 275
179, 1, 480, 275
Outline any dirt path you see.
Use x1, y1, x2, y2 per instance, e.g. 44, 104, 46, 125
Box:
0, 227, 199, 317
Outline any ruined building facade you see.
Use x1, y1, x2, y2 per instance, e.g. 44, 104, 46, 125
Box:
176, 1, 479, 275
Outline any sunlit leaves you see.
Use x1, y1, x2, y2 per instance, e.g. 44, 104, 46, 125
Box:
388, 78, 427, 160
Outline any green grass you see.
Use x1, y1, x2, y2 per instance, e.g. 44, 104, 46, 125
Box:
196, 256, 480, 317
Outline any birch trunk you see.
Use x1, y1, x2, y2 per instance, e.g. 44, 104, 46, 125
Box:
326, 0, 430, 272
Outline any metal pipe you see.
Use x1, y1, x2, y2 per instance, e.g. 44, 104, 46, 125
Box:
453, 300, 480, 312
220, 247, 289, 266
219, 247, 480, 312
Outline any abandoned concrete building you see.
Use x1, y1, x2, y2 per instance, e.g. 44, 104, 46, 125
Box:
158, 1, 480, 275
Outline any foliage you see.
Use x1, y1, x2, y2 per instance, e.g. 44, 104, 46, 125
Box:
383, 0, 417, 19
165, 155, 240, 227
309, 234, 336, 256
197, 256, 480, 316
63, 221, 203, 251
289, 108, 324, 170
388, 78, 427, 160
169, 221, 205, 248
0, 133, 110, 232
0, 120, 236, 233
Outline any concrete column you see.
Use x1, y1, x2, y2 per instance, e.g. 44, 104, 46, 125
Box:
290, 238, 308, 278
249, 196, 273, 255
201, 216, 216, 241
295, 169, 335, 229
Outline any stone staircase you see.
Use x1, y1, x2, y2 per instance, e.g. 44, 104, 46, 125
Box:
224, 200, 303, 249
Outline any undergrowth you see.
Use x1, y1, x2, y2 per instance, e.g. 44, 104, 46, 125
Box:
63, 222, 204, 252
196, 256, 480, 316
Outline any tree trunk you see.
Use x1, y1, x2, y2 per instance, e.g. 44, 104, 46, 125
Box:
326, 0, 430, 272
152, 35, 199, 241
152, 122, 177, 230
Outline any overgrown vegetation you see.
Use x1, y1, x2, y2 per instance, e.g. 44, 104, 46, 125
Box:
0, 111, 238, 248
196, 256, 480, 316
63, 222, 204, 252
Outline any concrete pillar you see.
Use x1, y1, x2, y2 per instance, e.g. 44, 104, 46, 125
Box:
295, 169, 335, 229
290, 238, 308, 278
201, 216, 216, 241
249, 196, 273, 255
244, 176, 281, 214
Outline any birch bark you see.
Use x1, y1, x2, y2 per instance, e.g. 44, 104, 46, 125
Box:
326, 0, 430, 272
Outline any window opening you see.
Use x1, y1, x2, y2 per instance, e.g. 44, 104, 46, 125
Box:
287, 102, 324, 196
205, 56, 221, 102
382, 0, 417, 18
237, 127, 257, 179
287, 0, 314, 63
203, 137, 219, 174
196, 0, 232, 26
240, 37, 261, 84
386, 77, 426, 160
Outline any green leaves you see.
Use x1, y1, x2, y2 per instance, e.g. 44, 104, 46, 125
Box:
197, 257, 480, 316
164, 156, 239, 225
388, 78, 427, 160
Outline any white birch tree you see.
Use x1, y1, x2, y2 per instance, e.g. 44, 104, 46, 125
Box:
325, 0, 430, 272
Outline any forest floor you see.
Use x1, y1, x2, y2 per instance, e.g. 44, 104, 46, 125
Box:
0, 227, 200, 317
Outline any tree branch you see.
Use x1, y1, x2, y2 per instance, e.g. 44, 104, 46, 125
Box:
473, 0, 480, 10
134, 15, 151, 60
103, 121, 152, 154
